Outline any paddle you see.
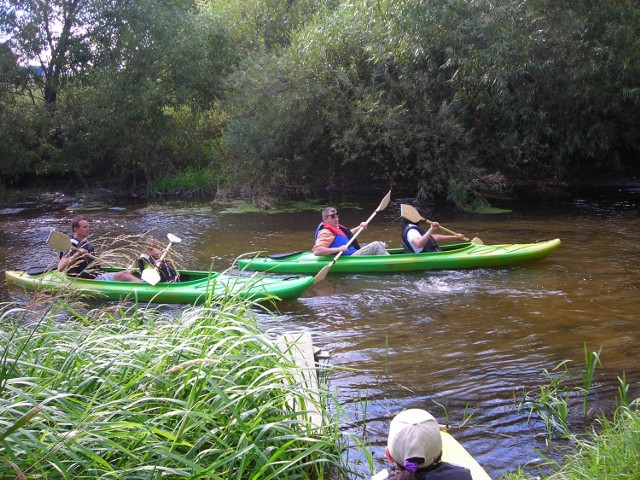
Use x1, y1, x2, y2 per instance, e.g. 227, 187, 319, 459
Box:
140, 233, 182, 285
313, 190, 391, 284
400, 204, 483, 244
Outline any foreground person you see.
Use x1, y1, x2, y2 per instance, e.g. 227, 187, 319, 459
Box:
57, 215, 142, 282
312, 207, 389, 256
380, 409, 473, 480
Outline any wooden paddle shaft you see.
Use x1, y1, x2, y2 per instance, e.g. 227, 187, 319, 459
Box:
424, 218, 469, 241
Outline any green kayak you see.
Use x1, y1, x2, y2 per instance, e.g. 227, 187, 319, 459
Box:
5, 268, 314, 304
237, 238, 561, 274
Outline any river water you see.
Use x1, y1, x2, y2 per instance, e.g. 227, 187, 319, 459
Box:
1, 186, 639, 478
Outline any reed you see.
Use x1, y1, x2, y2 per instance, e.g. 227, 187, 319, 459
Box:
547, 402, 640, 479
505, 402, 640, 479
0, 298, 360, 479
518, 344, 605, 439
510, 346, 640, 480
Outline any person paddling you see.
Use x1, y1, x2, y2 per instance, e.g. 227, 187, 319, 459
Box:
312, 207, 389, 256
138, 238, 178, 283
57, 215, 142, 282
401, 211, 465, 253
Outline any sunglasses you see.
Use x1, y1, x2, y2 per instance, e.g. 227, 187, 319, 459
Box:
326, 213, 339, 219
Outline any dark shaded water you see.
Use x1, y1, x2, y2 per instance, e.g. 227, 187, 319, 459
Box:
1, 186, 639, 478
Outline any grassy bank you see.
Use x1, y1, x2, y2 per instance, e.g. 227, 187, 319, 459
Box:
0, 300, 366, 479
504, 403, 640, 479
503, 346, 640, 479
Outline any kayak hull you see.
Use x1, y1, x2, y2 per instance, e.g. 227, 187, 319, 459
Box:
441, 430, 491, 480
5, 268, 314, 304
238, 239, 561, 274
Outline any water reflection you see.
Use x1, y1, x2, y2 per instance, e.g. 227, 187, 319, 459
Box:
1, 187, 640, 478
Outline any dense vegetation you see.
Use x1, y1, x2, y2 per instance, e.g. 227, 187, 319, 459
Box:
1, 0, 639, 208
0, 299, 363, 479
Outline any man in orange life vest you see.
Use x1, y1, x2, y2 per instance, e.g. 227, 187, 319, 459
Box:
312, 207, 389, 256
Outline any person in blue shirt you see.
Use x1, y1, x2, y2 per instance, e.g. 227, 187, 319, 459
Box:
312, 207, 389, 256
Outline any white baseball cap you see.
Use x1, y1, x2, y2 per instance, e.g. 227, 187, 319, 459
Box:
387, 409, 442, 468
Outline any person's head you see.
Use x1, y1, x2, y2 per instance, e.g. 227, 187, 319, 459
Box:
144, 239, 164, 259
385, 409, 442, 471
322, 207, 339, 225
71, 215, 90, 240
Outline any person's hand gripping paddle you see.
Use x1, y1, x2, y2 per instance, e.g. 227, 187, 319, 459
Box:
48, 230, 100, 260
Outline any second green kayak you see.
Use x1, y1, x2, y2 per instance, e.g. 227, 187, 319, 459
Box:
5, 268, 314, 304
237, 239, 561, 274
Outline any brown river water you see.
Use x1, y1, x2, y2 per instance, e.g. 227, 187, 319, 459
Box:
1, 186, 639, 478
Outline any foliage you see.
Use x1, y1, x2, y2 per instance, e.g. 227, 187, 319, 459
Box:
0, 0, 234, 188
546, 403, 640, 480
505, 346, 639, 480
1, 0, 639, 204
150, 166, 221, 197
0, 300, 363, 479
503, 402, 640, 480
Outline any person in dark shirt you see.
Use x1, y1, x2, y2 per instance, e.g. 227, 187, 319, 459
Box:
57, 215, 142, 282
401, 218, 464, 253
138, 238, 178, 283
382, 409, 473, 480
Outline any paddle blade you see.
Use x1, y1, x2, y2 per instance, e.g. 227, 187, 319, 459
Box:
313, 251, 343, 285
47, 230, 72, 252
471, 237, 484, 244
167, 233, 182, 244
141, 267, 161, 285
313, 264, 332, 285
378, 190, 392, 211
400, 204, 425, 223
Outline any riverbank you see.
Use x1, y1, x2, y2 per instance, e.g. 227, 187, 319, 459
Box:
504, 402, 640, 479
3, 176, 640, 213
0, 298, 361, 479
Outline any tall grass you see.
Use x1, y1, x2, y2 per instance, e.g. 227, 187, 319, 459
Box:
518, 344, 604, 439
503, 402, 640, 480
0, 298, 365, 479
547, 402, 640, 479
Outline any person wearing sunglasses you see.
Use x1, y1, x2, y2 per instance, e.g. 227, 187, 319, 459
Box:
312, 207, 389, 256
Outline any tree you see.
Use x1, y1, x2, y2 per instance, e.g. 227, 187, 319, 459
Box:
0, 0, 131, 108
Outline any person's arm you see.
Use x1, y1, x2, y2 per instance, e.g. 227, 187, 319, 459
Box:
57, 249, 88, 271
312, 230, 347, 256
349, 222, 368, 236
409, 224, 438, 250
432, 233, 465, 243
